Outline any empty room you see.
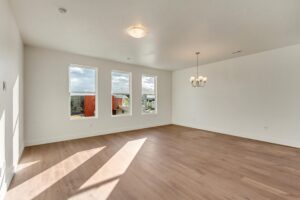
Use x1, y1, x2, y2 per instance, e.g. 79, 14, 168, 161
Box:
1, 0, 300, 199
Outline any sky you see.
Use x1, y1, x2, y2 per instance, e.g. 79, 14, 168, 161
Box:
142, 75, 155, 94
111, 71, 130, 94
69, 66, 155, 94
69, 66, 96, 93
111, 73, 155, 94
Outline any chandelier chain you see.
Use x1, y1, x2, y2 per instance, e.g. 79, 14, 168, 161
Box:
197, 53, 199, 77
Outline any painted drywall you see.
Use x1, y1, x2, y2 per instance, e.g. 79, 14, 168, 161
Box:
0, 0, 24, 199
24, 46, 172, 146
172, 44, 300, 148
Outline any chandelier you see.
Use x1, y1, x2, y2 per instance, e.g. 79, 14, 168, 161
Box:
189, 52, 207, 87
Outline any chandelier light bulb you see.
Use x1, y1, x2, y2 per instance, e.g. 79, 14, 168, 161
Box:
190, 76, 197, 87
190, 76, 195, 82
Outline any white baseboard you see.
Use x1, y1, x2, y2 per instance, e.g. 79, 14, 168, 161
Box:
25, 123, 171, 146
173, 122, 300, 149
25, 121, 300, 148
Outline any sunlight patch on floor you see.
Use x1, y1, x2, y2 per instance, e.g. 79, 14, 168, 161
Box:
71, 138, 147, 200
6, 147, 105, 200
15, 160, 40, 173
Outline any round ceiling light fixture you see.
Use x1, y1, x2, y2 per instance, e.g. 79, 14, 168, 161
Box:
127, 25, 147, 38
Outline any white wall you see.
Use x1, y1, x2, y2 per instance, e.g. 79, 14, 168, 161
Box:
24, 46, 172, 146
0, 0, 24, 199
173, 44, 300, 148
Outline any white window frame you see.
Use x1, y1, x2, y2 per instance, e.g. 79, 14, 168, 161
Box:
111, 70, 132, 117
141, 74, 158, 115
68, 64, 98, 120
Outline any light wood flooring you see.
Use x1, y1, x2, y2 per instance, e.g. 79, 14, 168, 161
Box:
5, 125, 300, 200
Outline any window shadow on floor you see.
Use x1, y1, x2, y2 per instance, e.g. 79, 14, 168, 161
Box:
6, 131, 148, 200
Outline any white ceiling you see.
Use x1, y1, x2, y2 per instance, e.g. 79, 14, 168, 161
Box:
10, 0, 300, 70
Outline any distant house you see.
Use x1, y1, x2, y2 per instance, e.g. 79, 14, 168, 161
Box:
142, 94, 156, 112
71, 95, 95, 117
112, 94, 129, 114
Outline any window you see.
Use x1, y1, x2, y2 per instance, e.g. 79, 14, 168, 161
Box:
69, 65, 97, 119
142, 75, 157, 114
111, 71, 131, 116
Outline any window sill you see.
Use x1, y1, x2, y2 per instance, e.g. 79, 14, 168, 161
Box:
111, 114, 132, 118
142, 112, 158, 115
70, 116, 98, 120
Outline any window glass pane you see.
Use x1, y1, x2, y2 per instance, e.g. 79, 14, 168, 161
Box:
70, 95, 96, 118
69, 66, 96, 118
142, 75, 157, 114
112, 71, 131, 116
69, 67, 96, 93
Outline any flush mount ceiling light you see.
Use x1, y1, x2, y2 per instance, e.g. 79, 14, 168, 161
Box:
127, 25, 146, 38
189, 52, 208, 87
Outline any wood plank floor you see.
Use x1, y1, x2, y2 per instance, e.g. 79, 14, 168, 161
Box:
5, 125, 300, 200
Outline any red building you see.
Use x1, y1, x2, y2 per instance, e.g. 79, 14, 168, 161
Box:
84, 96, 95, 117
